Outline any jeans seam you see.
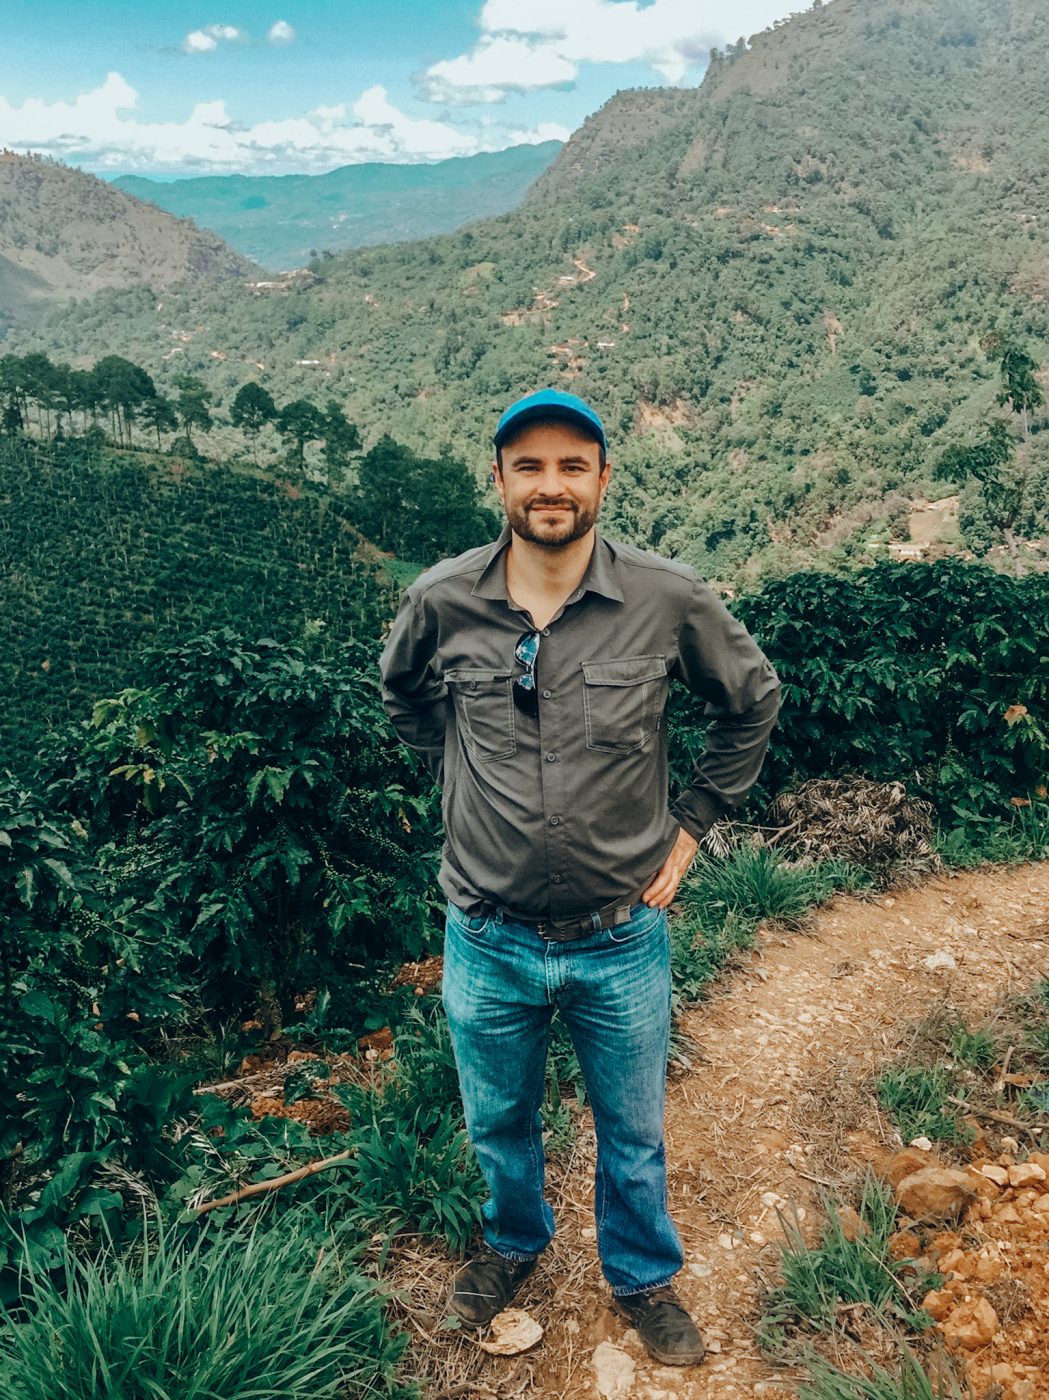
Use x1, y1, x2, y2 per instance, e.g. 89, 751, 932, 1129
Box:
613, 1273, 677, 1299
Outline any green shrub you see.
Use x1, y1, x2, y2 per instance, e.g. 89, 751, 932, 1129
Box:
0, 1211, 414, 1400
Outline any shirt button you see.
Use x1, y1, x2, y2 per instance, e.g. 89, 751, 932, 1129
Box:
552, 874, 564, 884
542, 627, 551, 636
549, 815, 560, 825
542, 689, 552, 699
545, 751, 557, 762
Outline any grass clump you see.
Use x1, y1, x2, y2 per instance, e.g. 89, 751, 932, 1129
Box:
948, 1023, 997, 1071
760, 1175, 906, 1343
758, 1174, 937, 1368
876, 1066, 969, 1145
684, 844, 869, 932
0, 1210, 414, 1400
797, 1346, 964, 1400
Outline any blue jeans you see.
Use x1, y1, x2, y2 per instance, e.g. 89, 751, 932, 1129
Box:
442, 899, 684, 1296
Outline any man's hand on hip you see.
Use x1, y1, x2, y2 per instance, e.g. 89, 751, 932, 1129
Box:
641, 828, 700, 910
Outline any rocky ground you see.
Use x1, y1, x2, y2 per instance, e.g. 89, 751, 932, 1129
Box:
388, 861, 1049, 1400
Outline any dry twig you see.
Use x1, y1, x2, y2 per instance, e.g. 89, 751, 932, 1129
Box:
194, 1148, 355, 1213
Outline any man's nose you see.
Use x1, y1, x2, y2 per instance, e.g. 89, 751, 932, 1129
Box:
537, 465, 565, 495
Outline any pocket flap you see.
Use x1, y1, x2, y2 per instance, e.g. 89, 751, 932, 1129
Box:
444, 669, 513, 686
581, 655, 667, 687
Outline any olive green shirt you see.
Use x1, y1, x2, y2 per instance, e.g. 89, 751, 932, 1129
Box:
379, 525, 781, 921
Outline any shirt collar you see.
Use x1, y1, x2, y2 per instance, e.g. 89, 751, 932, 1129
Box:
471, 522, 625, 604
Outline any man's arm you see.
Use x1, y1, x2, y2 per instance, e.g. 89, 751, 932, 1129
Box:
643, 577, 779, 909
378, 589, 448, 784
669, 574, 781, 842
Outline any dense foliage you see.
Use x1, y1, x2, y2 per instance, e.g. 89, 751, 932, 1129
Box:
0, 425, 495, 779
669, 557, 1049, 840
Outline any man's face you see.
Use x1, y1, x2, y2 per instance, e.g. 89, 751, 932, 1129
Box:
493, 420, 611, 549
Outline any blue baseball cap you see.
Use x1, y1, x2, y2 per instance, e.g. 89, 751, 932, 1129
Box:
493, 388, 607, 453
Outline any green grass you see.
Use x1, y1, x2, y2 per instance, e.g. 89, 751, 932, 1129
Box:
759, 1174, 908, 1345
682, 845, 871, 932
948, 1023, 997, 1071
797, 1348, 964, 1400
0, 1210, 414, 1400
876, 1065, 969, 1145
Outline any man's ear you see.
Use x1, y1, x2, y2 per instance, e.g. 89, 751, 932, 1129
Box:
599, 458, 613, 497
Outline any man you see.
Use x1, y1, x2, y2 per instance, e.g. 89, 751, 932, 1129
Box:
380, 388, 780, 1366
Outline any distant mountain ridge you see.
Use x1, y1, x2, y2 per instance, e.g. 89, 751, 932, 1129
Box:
114, 143, 562, 270
0, 153, 254, 329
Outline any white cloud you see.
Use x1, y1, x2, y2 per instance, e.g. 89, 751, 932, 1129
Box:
426, 36, 577, 104
423, 0, 800, 101
0, 72, 560, 174
267, 20, 295, 44
182, 23, 243, 54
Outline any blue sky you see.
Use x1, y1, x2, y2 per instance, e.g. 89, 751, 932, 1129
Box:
1, 0, 803, 177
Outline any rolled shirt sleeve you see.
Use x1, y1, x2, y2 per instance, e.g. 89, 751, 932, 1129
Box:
668, 576, 782, 842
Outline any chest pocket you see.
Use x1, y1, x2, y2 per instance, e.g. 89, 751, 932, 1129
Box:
582, 655, 668, 755
444, 669, 516, 761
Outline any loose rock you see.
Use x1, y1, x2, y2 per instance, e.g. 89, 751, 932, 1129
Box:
476, 1309, 543, 1355
940, 1297, 998, 1350
593, 1341, 636, 1400
896, 1167, 977, 1221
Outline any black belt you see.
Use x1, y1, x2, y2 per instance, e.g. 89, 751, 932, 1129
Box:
494, 890, 648, 943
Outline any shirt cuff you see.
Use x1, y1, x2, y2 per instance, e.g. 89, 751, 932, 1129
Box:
669, 790, 723, 844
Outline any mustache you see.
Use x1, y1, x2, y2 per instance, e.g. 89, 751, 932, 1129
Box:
527, 498, 577, 510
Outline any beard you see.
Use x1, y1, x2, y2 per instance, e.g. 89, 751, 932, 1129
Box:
505, 496, 599, 549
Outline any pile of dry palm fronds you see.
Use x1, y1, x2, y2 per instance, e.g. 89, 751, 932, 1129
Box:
760, 776, 938, 874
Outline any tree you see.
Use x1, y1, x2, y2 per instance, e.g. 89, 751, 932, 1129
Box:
276, 399, 328, 470
139, 394, 179, 451
229, 382, 277, 463
352, 435, 498, 563
321, 399, 362, 483
91, 355, 157, 448
174, 376, 213, 450
936, 340, 1046, 565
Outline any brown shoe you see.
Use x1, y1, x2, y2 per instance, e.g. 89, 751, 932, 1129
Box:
448, 1246, 537, 1327
613, 1285, 706, 1365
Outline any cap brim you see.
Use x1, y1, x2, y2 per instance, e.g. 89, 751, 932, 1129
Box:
493, 405, 606, 451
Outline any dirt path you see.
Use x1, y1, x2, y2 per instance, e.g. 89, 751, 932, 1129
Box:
404, 861, 1049, 1398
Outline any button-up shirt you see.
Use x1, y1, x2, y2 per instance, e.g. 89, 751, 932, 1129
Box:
379, 524, 781, 921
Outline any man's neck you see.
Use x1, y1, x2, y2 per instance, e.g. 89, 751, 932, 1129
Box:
505, 528, 597, 605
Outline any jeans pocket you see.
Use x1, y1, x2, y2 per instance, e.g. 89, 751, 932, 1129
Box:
606, 902, 666, 944
447, 901, 492, 937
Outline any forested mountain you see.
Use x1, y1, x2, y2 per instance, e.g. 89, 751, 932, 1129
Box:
114, 143, 562, 271
0, 152, 255, 330
10, 0, 1049, 582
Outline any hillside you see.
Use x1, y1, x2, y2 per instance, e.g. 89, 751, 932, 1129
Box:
114, 143, 562, 271
0, 152, 255, 329
10, 0, 1049, 582
0, 436, 393, 779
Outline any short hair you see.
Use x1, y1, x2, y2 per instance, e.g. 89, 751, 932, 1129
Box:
494, 417, 607, 475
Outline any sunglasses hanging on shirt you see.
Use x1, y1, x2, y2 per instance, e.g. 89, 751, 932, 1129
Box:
513, 630, 541, 719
